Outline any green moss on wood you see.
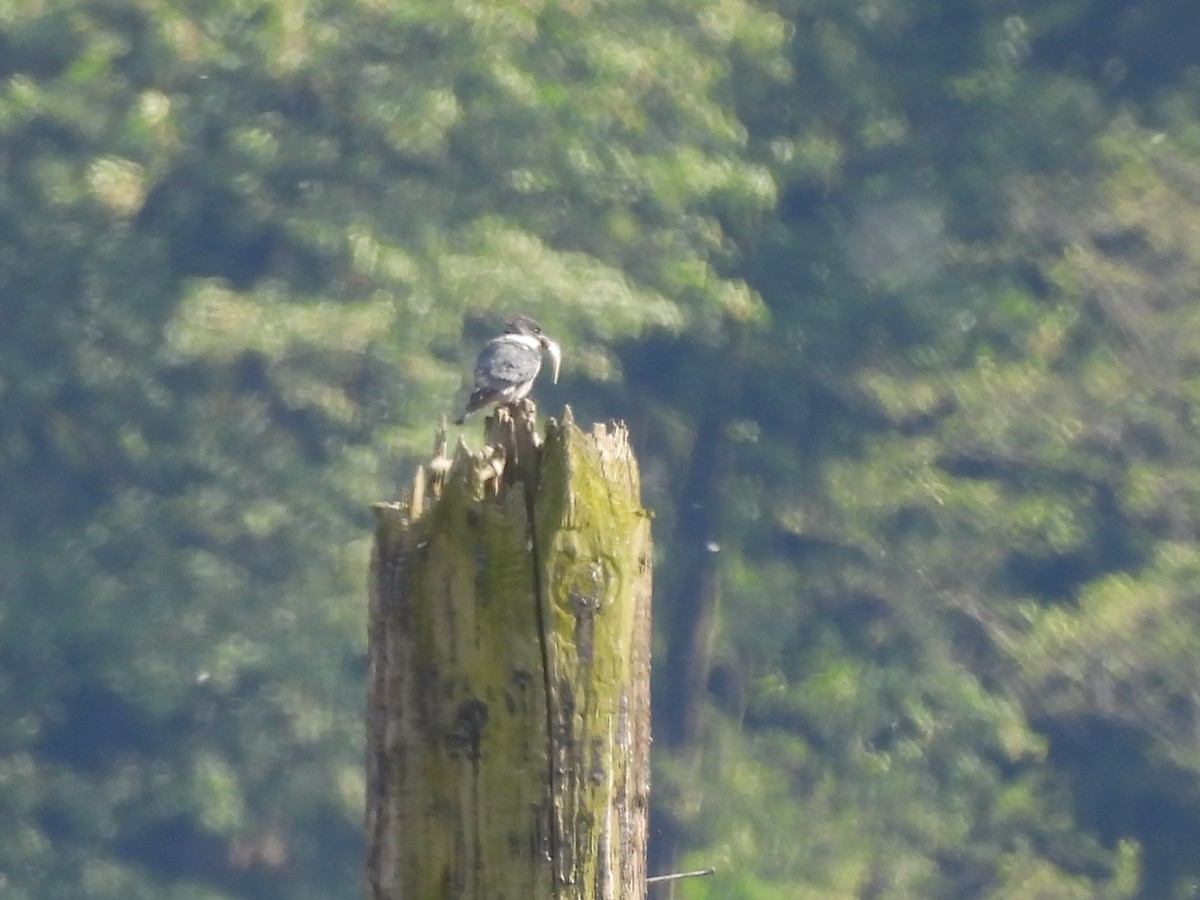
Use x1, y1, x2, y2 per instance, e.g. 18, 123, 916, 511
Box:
535, 414, 652, 897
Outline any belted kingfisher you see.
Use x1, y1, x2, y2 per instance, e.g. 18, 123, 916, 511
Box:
454, 315, 562, 424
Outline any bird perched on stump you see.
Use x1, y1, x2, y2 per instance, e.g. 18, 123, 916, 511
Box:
454, 315, 562, 425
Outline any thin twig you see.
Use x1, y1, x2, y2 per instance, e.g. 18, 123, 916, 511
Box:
647, 867, 716, 885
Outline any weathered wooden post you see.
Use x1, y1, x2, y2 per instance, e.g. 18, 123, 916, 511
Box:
366, 401, 651, 900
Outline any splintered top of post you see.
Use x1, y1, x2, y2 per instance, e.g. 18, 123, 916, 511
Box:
380, 400, 640, 521
588, 420, 640, 498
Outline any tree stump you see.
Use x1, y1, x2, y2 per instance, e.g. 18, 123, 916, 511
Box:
366, 401, 651, 900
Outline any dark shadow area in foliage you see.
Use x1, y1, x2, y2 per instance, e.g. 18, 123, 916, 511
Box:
1042, 715, 1200, 899
117, 809, 363, 900
136, 176, 287, 289
1031, 0, 1200, 100
38, 685, 170, 771
0, 11, 81, 80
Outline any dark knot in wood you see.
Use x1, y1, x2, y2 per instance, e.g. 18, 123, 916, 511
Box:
447, 698, 490, 761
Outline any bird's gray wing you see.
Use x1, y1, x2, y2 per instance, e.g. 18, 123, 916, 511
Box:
473, 339, 540, 390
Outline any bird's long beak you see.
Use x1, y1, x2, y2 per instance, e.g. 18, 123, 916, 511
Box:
543, 338, 562, 384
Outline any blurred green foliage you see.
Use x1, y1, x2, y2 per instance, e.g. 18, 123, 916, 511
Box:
3, 0, 1200, 897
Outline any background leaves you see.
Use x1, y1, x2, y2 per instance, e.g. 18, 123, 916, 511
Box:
4, 1, 1200, 897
